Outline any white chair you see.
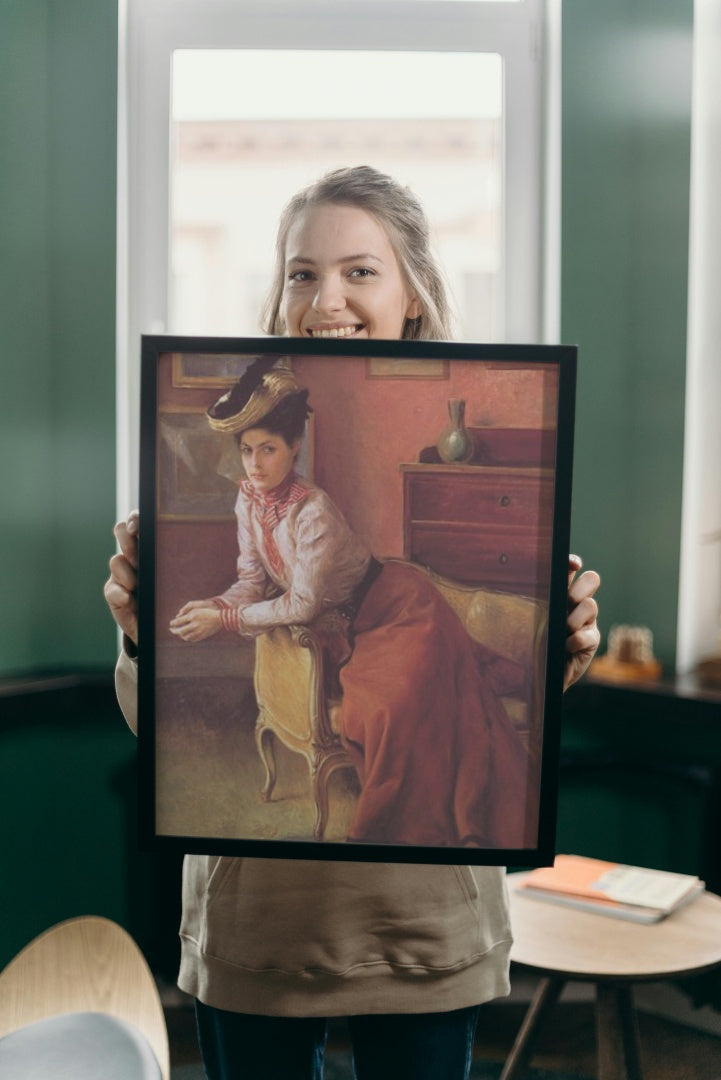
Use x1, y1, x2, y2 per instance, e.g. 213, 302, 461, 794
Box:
0, 915, 170, 1079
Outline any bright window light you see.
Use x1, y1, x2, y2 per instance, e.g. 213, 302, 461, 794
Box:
172, 50, 502, 121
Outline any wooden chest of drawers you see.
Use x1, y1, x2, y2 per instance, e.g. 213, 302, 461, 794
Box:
401, 464, 555, 596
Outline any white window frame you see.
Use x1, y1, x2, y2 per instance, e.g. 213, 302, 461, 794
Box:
117, 0, 558, 510
676, 0, 721, 674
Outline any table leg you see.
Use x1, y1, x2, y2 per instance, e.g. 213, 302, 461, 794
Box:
500, 976, 565, 1080
596, 982, 643, 1080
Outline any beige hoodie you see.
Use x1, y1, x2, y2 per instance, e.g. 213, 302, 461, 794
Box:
116, 651, 512, 1016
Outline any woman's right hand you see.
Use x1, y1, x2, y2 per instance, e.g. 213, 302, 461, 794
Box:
169, 600, 222, 642
104, 510, 139, 646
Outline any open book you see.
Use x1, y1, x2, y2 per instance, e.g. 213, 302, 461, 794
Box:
515, 854, 705, 923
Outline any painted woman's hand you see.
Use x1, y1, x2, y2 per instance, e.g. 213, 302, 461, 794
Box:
104, 510, 139, 646
169, 600, 222, 643
564, 554, 601, 691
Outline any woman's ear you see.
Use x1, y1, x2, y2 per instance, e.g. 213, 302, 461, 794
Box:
406, 296, 423, 320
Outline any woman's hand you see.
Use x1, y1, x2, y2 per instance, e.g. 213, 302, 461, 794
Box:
169, 600, 222, 643
564, 554, 601, 691
104, 511, 139, 646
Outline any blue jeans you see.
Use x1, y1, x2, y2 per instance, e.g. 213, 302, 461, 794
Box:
195, 1000, 481, 1080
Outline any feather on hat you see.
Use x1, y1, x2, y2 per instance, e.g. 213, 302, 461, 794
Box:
207, 357, 303, 434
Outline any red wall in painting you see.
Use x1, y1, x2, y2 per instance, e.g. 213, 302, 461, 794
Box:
293, 355, 558, 556
156, 519, 238, 639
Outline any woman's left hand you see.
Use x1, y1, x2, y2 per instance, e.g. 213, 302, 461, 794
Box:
564, 554, 601, 691
169, 600, 222, 643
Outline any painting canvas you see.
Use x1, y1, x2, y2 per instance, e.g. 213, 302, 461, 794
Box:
138, 335, 576, 865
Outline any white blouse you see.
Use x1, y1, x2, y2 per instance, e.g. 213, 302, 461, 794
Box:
215, 482, 371, 636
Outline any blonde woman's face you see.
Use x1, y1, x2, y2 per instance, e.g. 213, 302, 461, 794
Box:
280, 204, 421, 341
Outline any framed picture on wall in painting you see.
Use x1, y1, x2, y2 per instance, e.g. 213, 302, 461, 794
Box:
138, 335, 576, 866
172, 351, 262, 388
366, 355, 449, 379
157, 408, 244, 520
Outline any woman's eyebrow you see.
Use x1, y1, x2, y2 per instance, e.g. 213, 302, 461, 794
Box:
286, 253, 384, 266
340, 253, 384, 265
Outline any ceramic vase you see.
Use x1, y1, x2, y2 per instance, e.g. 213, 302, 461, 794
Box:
436, 398, 474, 463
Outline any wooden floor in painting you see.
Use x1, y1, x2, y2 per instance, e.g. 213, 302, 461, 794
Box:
154, 675, 359, 843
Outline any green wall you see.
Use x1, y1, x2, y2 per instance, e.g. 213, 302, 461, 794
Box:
562, 0, 693, 669
0, 0, 118, 676
0, 0, 138, 972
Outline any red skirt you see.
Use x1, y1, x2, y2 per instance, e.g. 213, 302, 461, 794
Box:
337, 562, 539, 849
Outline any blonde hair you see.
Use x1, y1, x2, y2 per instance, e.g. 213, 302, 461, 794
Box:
262, 165, 453, 341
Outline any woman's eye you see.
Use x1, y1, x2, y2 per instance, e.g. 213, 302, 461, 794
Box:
349, 267, 374, 279
288, 269, 313, 283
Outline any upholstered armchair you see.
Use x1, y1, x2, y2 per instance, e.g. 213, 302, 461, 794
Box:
254, 559, 548, 842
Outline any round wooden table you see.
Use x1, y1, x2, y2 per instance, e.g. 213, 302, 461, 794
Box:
503, 872, 721, 1080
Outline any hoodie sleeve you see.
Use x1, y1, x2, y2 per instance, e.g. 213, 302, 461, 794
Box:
115, 646, 139, 736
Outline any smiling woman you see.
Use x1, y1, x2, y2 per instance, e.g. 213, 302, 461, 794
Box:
108, 159, 597, 1080
263, 166, 451, 341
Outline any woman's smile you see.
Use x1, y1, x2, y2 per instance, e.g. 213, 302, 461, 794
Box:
306, 323, 364, 339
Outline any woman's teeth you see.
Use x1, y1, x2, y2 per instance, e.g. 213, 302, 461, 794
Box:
310, 325, 360, 338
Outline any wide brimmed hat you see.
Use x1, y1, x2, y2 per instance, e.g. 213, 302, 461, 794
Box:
207, 358, 301, 435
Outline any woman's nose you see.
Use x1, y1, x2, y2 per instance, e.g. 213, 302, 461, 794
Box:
312, 274, 345, 314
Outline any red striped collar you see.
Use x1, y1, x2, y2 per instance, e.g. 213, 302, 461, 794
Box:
240, 470, 308, 512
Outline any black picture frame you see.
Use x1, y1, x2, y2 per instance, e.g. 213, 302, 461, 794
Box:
138, 335, 576, 866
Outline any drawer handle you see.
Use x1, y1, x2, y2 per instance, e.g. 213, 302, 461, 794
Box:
498, 553, 509, 565
499, 495, 511, 507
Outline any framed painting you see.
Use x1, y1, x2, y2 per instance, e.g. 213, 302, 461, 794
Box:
138, 335, 576, 866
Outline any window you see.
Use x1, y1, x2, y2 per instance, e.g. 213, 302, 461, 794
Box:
170, 49, 503, 340
118, 0, 556, 508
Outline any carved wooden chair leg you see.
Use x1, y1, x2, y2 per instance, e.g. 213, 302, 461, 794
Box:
255, 721, 277, 801
311, 755, 332, 842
